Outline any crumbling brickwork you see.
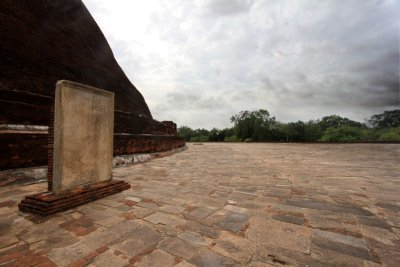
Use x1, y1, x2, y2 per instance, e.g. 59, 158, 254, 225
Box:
0, 0, 185, 175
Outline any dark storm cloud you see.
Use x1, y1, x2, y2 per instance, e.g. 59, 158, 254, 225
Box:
84, 0, 400, 128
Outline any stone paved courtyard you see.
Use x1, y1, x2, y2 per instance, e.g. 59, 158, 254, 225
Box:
1, 143, 399, 266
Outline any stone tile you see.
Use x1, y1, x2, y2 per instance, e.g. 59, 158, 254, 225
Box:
143, 212, 183, 227
111, 225, 162, 257
29, 228, 79, 251
216, 211, 249, 233
271, 213, 305, 226
357, 216, 392, 230
306, 214, 345, 229
158, 204, 185, 215
132, 207, 154, 219
126, 196, 142, 202
212, 231, 254, 264
87, 208, 123, 221
48, 242, 93, 266
18, 222, 60, 243
1, 143, 400, 267
179, 221, 220, 239
109, 220, 140, 236
95, 198, 124, 208
175, 260, 196, 267
185, 207, 215, 220
179, 230, 212, 246
313, 229, 368, 249
223, 205, 248, 214
95, 216, 125, 227
82, 229, 121, 250
89, 251, 127, 267
0, 234, 19, 249
312, 230, 372, 261
158, 237, 198, 260
191, 249, 238, 267
117, 205, 135, 212
265, 187, 291, 198
257, 243, 332, 266
360, 225, 398, 245
374, 247, 400, 267
136, 249, 175, 267
246, 217, 312, 254
269, 203, 307, 215
311, 246, 369, 266
205, 209, 231, 225
285, 199, 374, 216
376, 202, 400, 212
228, 191, 258, 201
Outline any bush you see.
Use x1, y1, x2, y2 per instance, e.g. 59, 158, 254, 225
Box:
224, 135, 240, 142
320, 126, 363, 142
190, 135, 209, 142
378, 128, 400, 142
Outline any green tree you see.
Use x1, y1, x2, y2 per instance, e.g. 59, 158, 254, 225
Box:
286, 121, 306, 141
230, 109, 276, 141
177, 126, 193, 141
318, 115, 365, 131
368, 110, 400, 128
304, 120, 323, 141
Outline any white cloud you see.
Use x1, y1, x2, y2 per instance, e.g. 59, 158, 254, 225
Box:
83, 0, 400, 129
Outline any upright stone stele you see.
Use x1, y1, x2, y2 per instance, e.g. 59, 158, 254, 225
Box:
19, 80, 130, 216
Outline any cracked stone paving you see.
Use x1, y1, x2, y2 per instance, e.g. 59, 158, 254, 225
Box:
0, 143, 399, 266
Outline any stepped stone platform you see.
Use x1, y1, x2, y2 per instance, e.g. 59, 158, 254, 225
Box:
0, 143, 399, 266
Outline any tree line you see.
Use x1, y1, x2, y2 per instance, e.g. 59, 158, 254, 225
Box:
178, 109, 400, 142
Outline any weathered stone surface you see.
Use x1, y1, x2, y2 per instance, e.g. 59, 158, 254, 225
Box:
52, 81, 114, 193
136, 249, 175, 267
179, 230, 212, 247
0, 234, 19, 249
271, 213, 305, 226
216, 211, 249, 233
191, 249, 238, 267
180, 221, 220, 239
247, 217, 312, 254
48, 242, 93, 266
1, 143, 400, 266
312, 230, 372, 261
144, 212, 183, 227
158, 237, 198, 260
111, 225, 162, 257
82, 229, 121, 250
90, 251, 127, 267
212, 232, 254, 264
285, 199, 374, 216
109, 220, 141, 236
357, 216, 392, 230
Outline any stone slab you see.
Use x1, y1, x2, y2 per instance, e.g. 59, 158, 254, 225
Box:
246, 217, 312, 254
53, 80, 114, 194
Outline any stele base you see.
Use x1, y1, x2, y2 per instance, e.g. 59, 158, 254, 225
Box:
18, 180, 130, 216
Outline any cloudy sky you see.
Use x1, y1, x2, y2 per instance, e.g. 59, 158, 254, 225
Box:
83, 0, 399, 129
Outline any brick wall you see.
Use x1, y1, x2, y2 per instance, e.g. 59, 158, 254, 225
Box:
0, 133, 185, 171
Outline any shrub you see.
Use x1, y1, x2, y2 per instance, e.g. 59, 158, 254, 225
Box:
224, 135, 240, 142
190, 135, 209, 142
378, 128, 400, 142
320, 126, 362, 142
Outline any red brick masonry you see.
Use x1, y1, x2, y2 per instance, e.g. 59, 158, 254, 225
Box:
18, 180, 130, 216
